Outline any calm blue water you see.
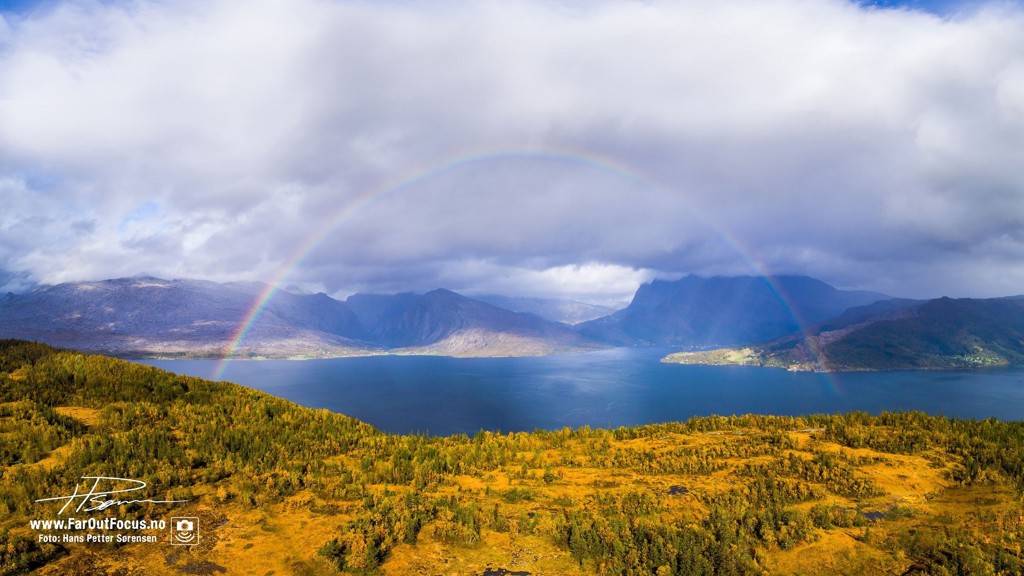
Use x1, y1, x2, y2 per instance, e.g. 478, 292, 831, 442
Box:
142, 348, 1024, 436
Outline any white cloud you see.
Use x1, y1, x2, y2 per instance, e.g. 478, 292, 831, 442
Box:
0, 0, 1022, 299
451, 260, 656, 306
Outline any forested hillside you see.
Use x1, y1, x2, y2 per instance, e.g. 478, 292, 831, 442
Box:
2, 340, 1023, 575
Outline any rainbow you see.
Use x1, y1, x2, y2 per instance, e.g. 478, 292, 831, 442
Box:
212, 147, 835, 392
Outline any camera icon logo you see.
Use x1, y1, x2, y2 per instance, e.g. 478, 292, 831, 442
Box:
170, 517, 199, 546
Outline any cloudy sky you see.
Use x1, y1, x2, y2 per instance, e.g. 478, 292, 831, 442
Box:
1, 0, 1023, 304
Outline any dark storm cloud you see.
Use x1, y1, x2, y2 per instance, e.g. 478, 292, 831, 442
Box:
1, 0, 1022, 301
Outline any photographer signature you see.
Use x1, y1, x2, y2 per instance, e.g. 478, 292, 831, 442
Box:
35, 476, 188, 515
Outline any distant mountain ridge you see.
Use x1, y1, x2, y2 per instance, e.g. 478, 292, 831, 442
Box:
0, 277, 603, 358
0, 277, 370, 358
665, 296, 1024, 371
346, 289, 601, 355
578, 275, 888, 347
8, 274, 1021, 369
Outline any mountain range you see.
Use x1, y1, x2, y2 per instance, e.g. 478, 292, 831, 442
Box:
0, 277, 369, 358
0, 277, 601, 358
665, 296, 1024, 371
2, 274, 1022, 370
345, 289, 601, 356
577, 275, 887, 347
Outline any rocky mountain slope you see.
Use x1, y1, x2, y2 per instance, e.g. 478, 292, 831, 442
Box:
578, 275, 887, 347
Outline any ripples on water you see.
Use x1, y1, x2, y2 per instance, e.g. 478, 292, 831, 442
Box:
143, 348, 1024, 436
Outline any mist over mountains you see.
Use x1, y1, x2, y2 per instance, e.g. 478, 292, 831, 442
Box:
1, 274, 1021, 369
472, 294, 615, 325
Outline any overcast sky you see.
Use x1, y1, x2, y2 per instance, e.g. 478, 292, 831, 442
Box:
1, 0, 1023, 304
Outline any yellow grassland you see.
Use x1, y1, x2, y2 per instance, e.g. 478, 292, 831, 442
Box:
53, 406, 102, 427
13, 417, 1021, 576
